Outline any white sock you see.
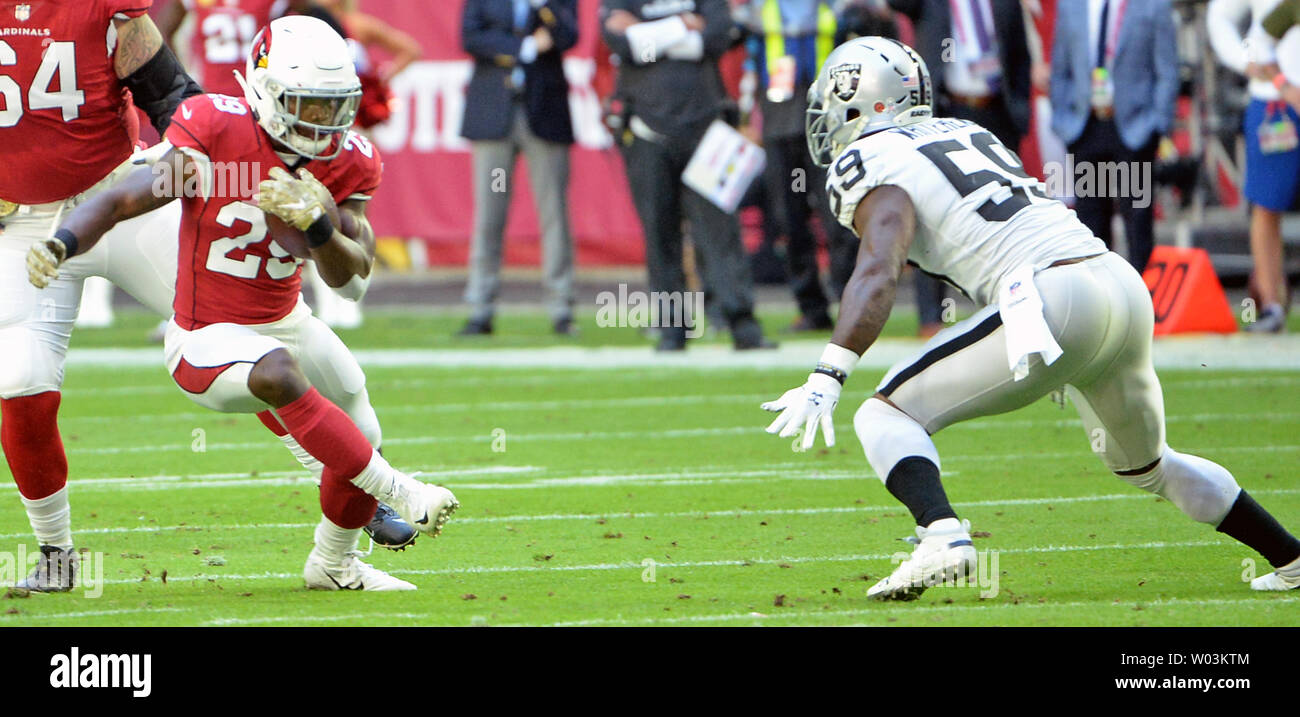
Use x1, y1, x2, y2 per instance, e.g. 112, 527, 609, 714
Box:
926, 517, 962, 533
1275, 554, 1300, 579
313, 516, 361, 568
22, 486, 73, 550
349, 450, 416, 504
279, 434, 323, 478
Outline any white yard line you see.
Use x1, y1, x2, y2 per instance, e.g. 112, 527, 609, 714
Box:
541, 596, 1294, 627
64, 336, 1300, 372
79, 538, 1240, 588
53, 408, 1300, 456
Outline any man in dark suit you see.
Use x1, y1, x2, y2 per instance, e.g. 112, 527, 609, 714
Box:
887, 0, 1032, 336
1050, 0, 1177, 274
460, 0, 580, 336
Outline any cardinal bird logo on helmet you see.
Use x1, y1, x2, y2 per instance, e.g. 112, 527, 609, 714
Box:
251, 28, 271, 70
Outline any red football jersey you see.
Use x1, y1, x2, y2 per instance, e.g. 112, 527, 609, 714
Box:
164, 93, 382, 329
0, 0, 151, 204
183, 0, 285, 96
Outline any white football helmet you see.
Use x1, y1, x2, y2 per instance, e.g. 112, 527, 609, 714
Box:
235, 15, 362, 161
806, 37, 933, 168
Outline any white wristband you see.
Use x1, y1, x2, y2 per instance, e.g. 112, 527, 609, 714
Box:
819, 343, 860, 377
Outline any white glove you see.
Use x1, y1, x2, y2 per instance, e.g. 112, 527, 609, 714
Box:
26, 238, 68, 289
256, 166, 325, 231
762, 372, 842, 449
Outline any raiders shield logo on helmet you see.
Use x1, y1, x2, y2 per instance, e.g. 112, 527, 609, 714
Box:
830, 64, 861, 102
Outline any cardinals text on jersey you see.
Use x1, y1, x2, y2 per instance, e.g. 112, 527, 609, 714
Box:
0, 0, 153, 204
164, 92, 381, 329
826, 118, 1106, 306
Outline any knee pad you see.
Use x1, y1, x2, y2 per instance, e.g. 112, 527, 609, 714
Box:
854, 398, 940, 484
1118, 447, 1241, 525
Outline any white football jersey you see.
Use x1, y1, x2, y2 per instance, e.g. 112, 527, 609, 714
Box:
827, 118, 1106, 306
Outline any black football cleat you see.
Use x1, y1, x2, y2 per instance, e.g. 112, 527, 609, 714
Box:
364, 502, 418, 551
15, 545, 77, 593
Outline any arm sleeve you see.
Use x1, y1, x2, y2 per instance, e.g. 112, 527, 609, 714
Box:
1206, 0, 1251, 74
462, 0, 524, 64
121, 42, 204, 135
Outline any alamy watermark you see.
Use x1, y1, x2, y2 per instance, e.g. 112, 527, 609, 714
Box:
596, 283, 705, 338
1042, 155, 1154, 209
1, 545, 103, 598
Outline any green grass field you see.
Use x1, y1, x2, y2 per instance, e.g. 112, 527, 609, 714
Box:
2, 309, 1298, 626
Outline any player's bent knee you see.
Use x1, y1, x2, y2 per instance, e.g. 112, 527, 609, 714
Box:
854, 397, 941, 484
1116, 447, 1241, 525
247, 349, 312, 408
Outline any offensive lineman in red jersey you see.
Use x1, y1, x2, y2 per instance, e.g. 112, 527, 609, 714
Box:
156, 0, 304, 97
0, 0, 203, 591
28, 15, 457, 591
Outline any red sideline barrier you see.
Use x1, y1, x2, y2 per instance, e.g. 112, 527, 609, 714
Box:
362, 0, 645, 266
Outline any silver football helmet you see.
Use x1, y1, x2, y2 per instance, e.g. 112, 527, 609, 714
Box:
806, 37, 933, 168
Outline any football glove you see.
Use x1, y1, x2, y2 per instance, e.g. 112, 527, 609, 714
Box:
26, 237, 68, 289
294, 167, 338, 222
762, 371, 842, 449
256, 166, 325, 231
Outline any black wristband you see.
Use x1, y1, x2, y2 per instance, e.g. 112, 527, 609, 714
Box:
53, 228, 79, 259
814, 363, 847, 385
305, 213, 334, 248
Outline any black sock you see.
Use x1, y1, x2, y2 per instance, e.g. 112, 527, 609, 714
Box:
885, 456, 957, 528
1216, 490, 1300, 568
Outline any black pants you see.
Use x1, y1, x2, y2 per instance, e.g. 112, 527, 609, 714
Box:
762, 133, 860, 318
1068, 117, 1157, 272
915, 96, 1023, 324
620, 126, 758, 333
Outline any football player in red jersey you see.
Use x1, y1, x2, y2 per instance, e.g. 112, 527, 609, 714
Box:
0, 0, 205, 591
156, 0, 305, 97
29, 15, 457, 591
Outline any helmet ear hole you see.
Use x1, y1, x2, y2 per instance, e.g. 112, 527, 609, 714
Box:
846, 109, 860, 121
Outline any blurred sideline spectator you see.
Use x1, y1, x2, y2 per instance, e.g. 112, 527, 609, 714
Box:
887, 0, 1031, 337
459, 0, 580, 337
601, 0, 776, 351
1216, 0, 1300, 332
1050, 0, 1177, 273
734, 0, 860, 333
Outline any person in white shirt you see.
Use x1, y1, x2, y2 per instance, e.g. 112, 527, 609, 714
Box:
1208, 0, 1295, 332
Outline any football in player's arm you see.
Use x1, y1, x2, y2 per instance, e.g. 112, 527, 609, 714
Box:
25, 150, 375, 298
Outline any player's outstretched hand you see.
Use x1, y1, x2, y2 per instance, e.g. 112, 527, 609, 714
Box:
26, 238, 67, 289
256, 166, 325, 231
761, 372, 841, 450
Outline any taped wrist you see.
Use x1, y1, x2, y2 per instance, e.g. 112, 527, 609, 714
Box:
53, 228, 79, 259
121, 44, 203, 135
305, 213, 334, 248
814, 343, 860, 385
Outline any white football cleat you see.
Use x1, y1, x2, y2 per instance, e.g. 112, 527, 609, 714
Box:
867, 518, 977, 601
1250, 556, 1300, 591
304, 550, 416, 591
388, 476, 459, 538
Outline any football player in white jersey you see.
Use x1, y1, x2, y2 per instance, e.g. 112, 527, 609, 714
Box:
762, 37, 1300, 600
